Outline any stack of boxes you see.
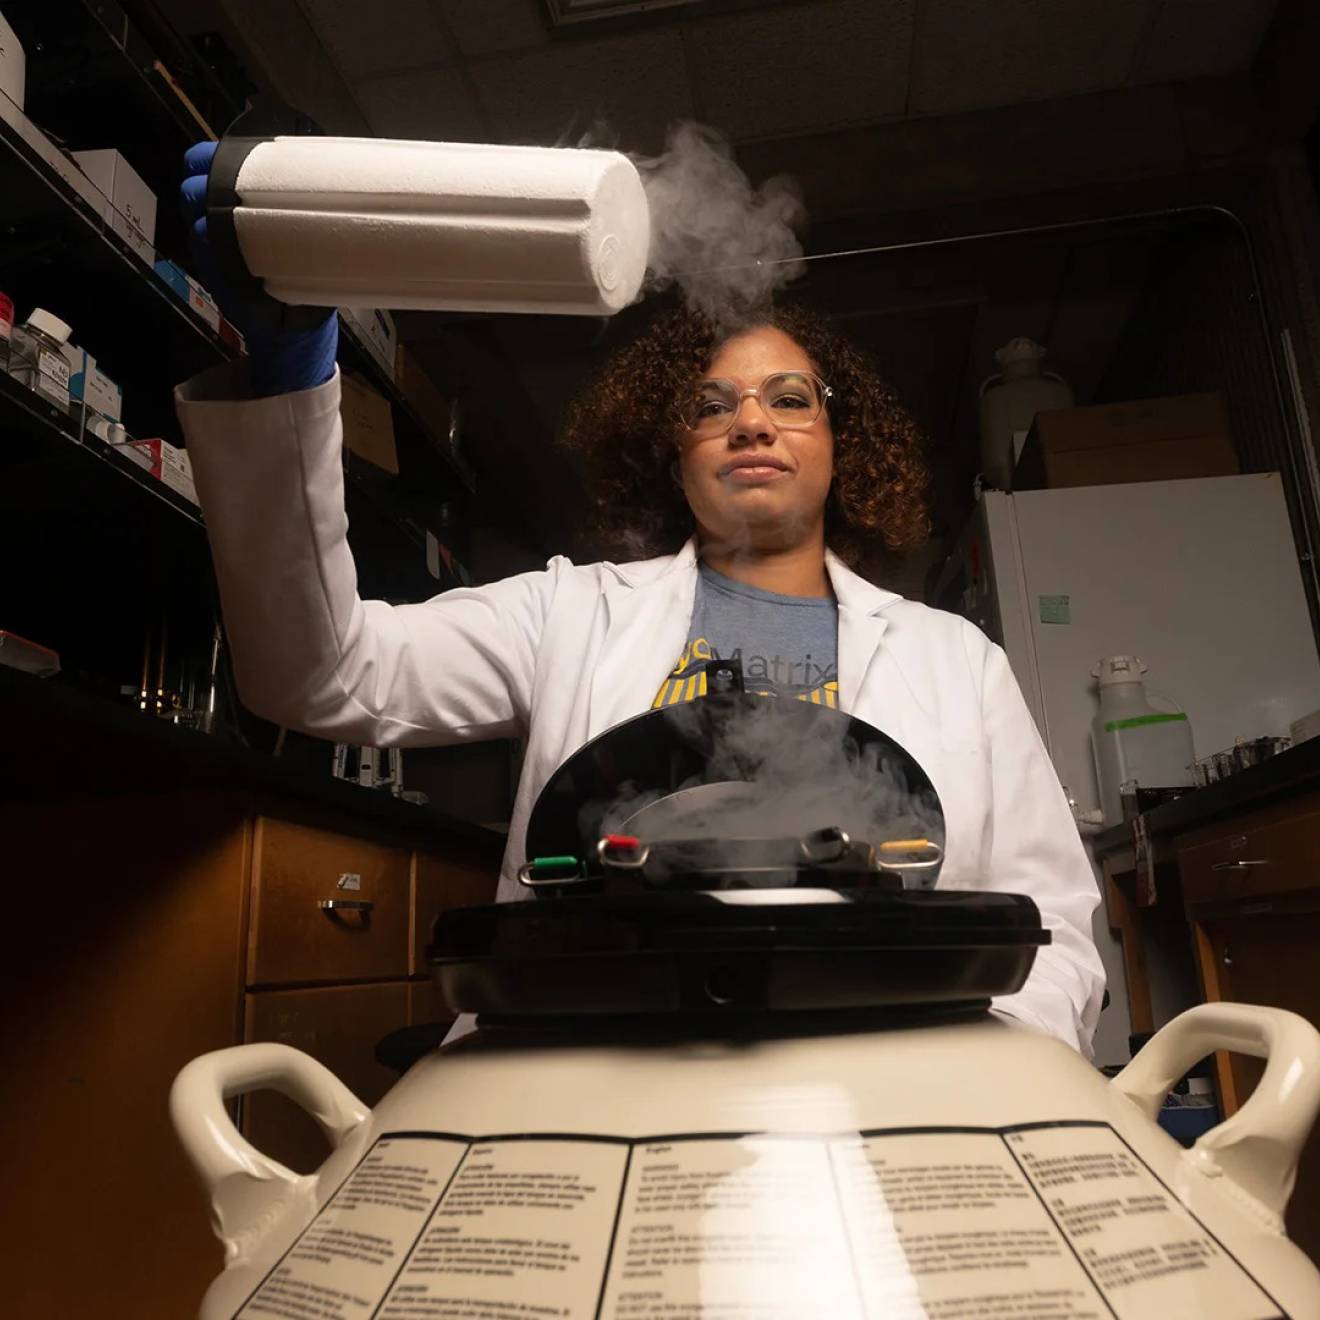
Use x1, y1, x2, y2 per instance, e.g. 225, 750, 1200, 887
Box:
154, 258, 233, 345
72, 149, 157, 267
118, 437, 198, 505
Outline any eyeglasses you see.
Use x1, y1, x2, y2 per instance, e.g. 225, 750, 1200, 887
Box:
679, 371, 833, 438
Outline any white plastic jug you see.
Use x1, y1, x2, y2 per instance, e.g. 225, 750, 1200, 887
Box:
1091, 654, 1196, 825
977, 338, 1073, 490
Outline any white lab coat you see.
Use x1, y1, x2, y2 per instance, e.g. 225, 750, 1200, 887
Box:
176, 367, 1106, 1054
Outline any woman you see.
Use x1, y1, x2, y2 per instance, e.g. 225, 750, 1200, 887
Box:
176, 149, 1105, 1056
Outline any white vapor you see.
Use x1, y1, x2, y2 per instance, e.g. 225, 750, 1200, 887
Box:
636, 121, 807, 334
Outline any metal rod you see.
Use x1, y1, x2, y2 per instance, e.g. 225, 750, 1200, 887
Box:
685, 200, 1320, 639
683, 204, 1248, 275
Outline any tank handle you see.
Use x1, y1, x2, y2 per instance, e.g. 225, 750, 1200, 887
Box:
170, 1043, 370, 1263
1111, 1002, 1320, 1223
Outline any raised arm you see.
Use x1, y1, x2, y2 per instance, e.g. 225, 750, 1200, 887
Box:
178, 369, 552, 748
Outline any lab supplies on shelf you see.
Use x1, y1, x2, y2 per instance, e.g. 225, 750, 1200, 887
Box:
72, 148, 157, 266
9, 307, 73, 412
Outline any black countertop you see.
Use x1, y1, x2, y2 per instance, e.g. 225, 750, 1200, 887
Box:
1093, 734, 1320, 857
0, 663, 506, 856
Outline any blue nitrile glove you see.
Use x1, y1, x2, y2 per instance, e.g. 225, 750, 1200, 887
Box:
181, 141, 338, 398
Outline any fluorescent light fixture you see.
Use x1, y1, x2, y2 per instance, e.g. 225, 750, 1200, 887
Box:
545, 0, 706, 25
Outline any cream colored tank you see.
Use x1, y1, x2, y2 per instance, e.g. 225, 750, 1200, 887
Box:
173, 1002, 1320, 1319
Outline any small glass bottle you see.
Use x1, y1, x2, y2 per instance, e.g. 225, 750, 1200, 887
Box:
9, 307, 73, 414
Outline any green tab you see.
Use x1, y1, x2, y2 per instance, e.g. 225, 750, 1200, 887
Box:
529, 854, 580, 874
1103, 712, 1188, 732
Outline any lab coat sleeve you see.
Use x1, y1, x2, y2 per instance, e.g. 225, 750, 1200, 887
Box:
978, 638, 1107, 1056
175, 365, 549, 747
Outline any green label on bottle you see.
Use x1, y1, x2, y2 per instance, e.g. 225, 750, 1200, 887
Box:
1103, 712, 1188, 733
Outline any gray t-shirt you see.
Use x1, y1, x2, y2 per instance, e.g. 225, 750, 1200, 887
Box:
652, 563, 840, 709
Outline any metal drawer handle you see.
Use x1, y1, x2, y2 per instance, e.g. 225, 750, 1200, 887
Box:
318, 898, 375, 912
1210, 859, 1271, 872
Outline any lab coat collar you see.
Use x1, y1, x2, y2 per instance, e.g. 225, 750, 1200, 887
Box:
824, 548, 902, 715
590, 538, 905, 730
604, 536, 905, 616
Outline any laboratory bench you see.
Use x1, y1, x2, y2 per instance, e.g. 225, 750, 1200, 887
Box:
1093, 736, 1320, 1261
1, 664, 505, 1318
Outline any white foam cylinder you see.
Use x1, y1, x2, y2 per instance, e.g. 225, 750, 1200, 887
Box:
229, 136, 651, 316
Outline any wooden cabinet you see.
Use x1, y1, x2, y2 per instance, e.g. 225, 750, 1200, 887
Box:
1178, 796, 1320, 909
7, 791, 251, 1320
243, 980, 411, 1173
6, 784, 500, 1319
1177, 791, 1320, 1263
239, 820, 499, 1177
249, 817, 412, 985
1191, 910, 1320, 1259
413, 843, 501, 973
1100, 784, 1320, 1264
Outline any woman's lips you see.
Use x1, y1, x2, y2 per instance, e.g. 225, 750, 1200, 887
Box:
722, 464, 791, 485
719, 456, 791, 485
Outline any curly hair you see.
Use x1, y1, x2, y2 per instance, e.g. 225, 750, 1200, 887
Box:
560, 304, 930, 580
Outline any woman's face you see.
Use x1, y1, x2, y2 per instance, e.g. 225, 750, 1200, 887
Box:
677, 325, 834, 554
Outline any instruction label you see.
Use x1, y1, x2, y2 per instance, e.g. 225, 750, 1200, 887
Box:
232, 1123, 1283, 1320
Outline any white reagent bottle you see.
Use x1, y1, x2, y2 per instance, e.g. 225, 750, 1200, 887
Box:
1091, 655, 1196, 826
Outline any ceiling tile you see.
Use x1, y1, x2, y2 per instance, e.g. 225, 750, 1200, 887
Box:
298, 0, 453, 80
471, 29, 693, 151
911, 0, 1154, 116
437, 0, 550, 56
352, 67, 488, 141
1132, 0, 1277, 83
685, 0, 915, 142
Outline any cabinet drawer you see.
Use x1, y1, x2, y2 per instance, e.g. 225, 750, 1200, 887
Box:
1177, 806, 1320, 910
413, 846, 500, 974
249, 817, 410, 985
244, 981, 408, 1174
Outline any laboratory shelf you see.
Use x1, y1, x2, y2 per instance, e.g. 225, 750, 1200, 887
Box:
336, 320, 478, 497
9, 0, 242, 191
0, 365, 455, 619
0, 108, 475, 495
0, 369, 206, 529
0, 110, 238, 450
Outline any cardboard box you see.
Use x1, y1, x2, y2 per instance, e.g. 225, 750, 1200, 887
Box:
82, 359, 123, 422
394, 343, 452, 446
218, 316, 246, 355
154, 259, 222, 332
158, 440, 198, 504
188, 281, 222, 332
118, 438, 198, 503
340, 305, 397, 380
61, 344, 123, 422
1291, 707, 1320, 746
1015, 392, 1238, 490
339, 372, 398, 474
117, 435, 154, 471
73, 149, 157, 265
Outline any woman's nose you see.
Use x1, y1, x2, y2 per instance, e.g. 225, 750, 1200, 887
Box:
730, 394, 775, 443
